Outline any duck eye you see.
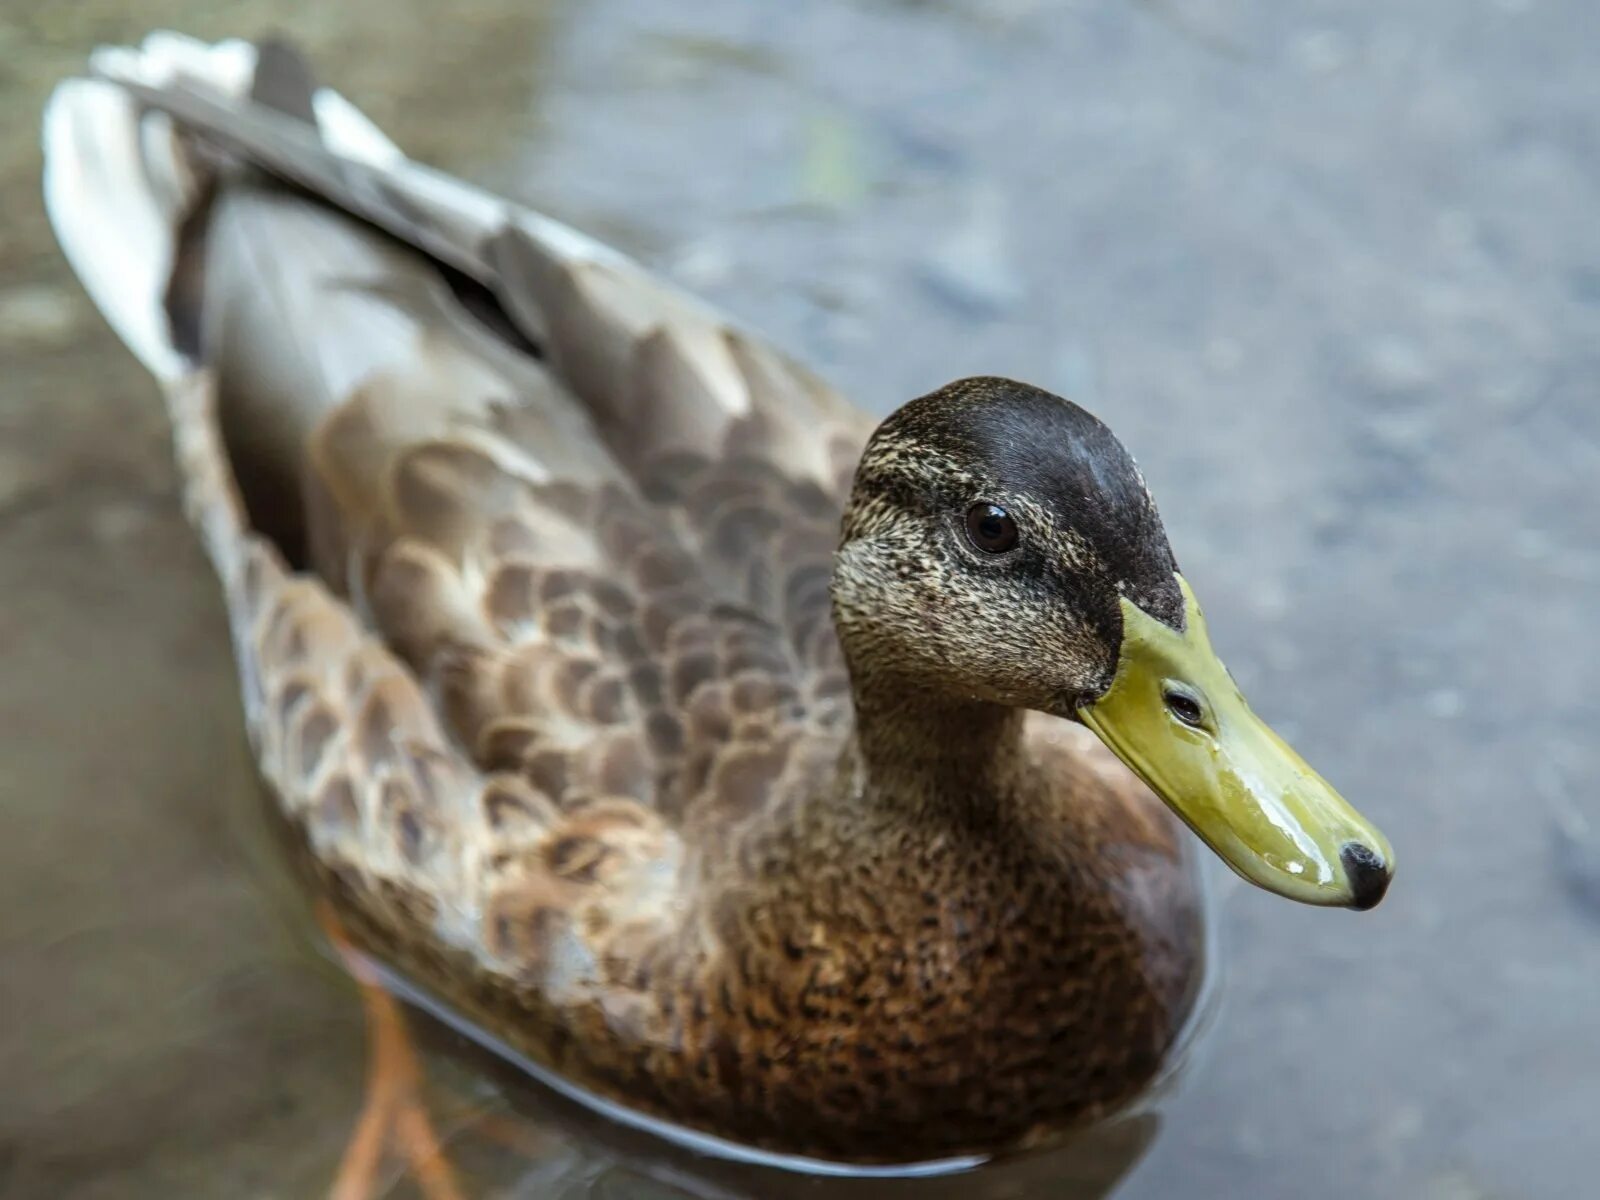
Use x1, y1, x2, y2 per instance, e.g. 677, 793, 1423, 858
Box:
1162, 686, 1206, 729
964, 503, 1019, 553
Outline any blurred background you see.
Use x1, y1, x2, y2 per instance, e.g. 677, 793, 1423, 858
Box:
2, 1, 1597, 1197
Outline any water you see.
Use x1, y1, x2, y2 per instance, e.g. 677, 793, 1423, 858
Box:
3, 1, 1598, 1196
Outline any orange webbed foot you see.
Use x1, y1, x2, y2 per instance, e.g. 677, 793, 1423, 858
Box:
318, 901, 466, 1200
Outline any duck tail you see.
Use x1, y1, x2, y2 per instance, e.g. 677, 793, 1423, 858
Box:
41, 31, 402, 383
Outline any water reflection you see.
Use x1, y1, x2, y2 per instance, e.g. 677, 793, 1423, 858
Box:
375, 983, 1165, 1198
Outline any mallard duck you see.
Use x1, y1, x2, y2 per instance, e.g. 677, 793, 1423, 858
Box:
42, 32, 1392, 1178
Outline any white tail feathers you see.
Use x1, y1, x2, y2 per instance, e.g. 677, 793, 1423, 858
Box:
41, 31, 408, 382
43, 77, 191, 381
88, 33, 259, 94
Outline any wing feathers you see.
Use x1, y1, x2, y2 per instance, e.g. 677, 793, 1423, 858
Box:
46, 34, 873, 1007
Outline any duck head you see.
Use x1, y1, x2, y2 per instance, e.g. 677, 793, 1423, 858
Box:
833, 376, 1393, 910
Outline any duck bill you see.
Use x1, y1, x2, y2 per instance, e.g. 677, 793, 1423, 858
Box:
1078, 576, 1393, 910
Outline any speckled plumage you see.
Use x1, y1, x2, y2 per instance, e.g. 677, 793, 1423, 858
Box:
44, 35, 1207, 1163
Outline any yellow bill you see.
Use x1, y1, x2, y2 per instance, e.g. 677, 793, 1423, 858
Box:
1079, 575, 1393, 909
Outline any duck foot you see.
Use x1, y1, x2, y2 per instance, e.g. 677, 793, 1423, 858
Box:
318, 901, 467, 1200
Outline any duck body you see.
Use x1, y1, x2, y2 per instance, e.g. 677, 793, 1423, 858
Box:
44, 33, 1388, 1166
337, 713, 1203, 1160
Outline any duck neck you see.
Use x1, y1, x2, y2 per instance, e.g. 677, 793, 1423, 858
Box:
843, 666, 1032, 825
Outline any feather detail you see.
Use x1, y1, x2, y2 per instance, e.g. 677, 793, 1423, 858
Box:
40, 27, 859, 1000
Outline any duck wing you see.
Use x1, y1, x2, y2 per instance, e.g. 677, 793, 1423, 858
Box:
104, 40, 869, 698
44, 33, 861, 1003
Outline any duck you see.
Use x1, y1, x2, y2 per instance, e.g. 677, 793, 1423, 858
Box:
42, 30, 1393, 1183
